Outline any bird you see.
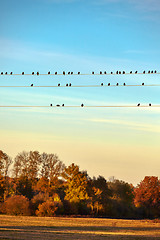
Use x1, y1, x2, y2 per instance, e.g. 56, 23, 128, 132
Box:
50, 104, 52, 107
116, 83, 119, 86
31, 84, 33, 87
101, 83, 103, 86
5, 72, 7, 75
66, 83, 68, 86
116, 71, 118, 74
10, 72, 13, 75
108, 83, 110, 86
135, 71, 138, 74
56, 104, 60, 107
100, 71, 102, 74
137, 103, 140, 106
63, 71, 65, 75
78, 72, 80, 75
111, 72, 113, 74
149, 103, 152, 106
22, 72, 24, 75
104, 71, 107, 74
148, 70, 150, 74
55, 72, 57, 75
142, 83, 144, 86
143, 71, 145, 74
154, 70, 157, 73
58, 83, 60, 86
81, 104, 84, 107
130, 71, 132, 74
37, 72, 39, 75
69, 83, 71, 86
1, 72, 3, 75
71, 72, 73, 75
62, 104, 64, 107
48, 71, 50, 75
32, 72, 34, 75
123, 71, 125, 74
119, 71, 121, 74
123, 83, 126, 86
92, 71, 94, 74
151, 70, 153, 74
68, 72, 70, 75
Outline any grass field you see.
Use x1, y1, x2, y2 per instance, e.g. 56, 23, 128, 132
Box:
0, 215, 160, 240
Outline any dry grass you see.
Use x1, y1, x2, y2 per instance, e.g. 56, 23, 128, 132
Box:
0, 215, 160, 239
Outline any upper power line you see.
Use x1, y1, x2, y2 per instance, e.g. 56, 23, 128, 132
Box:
0, 70, 158, 76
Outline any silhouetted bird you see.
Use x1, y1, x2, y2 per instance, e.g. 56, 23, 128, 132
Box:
151, 71, 153, 74
149, 103, 151, 106
68, 72, 70, 74
116, 83, 119, 86
104, 71, 107, 74
56, 104, 60, 107
58, 83, 60, 86
143, 71, 145, 74
69, 83, 71, 86
154, 70, 157, 73
116, 71, 118, 74
81, 104, 84, 107
123, 83, 126, 86
5, 72, 7, 75
142, 83, 144, 85
135, 71, 138, 74
119, 71, 121, 74
62, 104, 64, 107
31, 84, 33, 87
100, 71, 102, 74
1, 72, 3, 75
148, 70, 150, 74
37, 72, 39, 75
123, 71, 125, 74
63, 71, 65, 75
10, 72, 13, 75
92, 71, 94, 74
101, 83, 103, 86
137, 103, 140, 106
32, 72, 34, 75
130, 71, 132, 74
48, 71, 50, 75
50, 104, 52, 107
108, 83, 110, 86
66, 83, 68, 86
78, 72, 80, 75
55, 72, 57, 75
22, 72, 24, 75
71, 72, 73, 74
111, 72, 113, 74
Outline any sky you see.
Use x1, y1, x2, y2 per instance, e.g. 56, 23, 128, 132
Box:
0, 0, 160, 185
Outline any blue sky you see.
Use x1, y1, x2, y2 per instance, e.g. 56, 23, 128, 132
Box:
0, 0, 160, 185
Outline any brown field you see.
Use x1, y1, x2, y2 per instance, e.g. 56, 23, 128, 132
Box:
0, 215, 160, 240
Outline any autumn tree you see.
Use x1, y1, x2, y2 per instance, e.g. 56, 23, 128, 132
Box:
0, 150, 12, 177
134, 176, 160, 218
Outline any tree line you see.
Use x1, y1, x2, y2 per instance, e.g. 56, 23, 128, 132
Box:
0, 150, 160, 218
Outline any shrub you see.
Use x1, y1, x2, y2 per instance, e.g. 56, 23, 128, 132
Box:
36, 200, 58, 217
3, 195, 30, 215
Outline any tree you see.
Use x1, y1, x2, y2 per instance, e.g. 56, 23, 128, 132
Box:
0, 150, 12, 177
134, 176, 160, 217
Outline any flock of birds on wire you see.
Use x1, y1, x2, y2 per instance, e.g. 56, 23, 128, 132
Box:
0, 70, 159, 108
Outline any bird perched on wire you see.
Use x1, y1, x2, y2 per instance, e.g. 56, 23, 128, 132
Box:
101, 83, 103, 86
123, 83, 126, 86
69, 83, 71, 86
63, 71, 65, 75
149, 103, 152, 106
123, 71, 125, 74
56, 104, 60, 107
48, 71, 50, 75
31, 84, 33, 87
50, 104, 52, 107
142, 83, 144, 85
78, 72, 80, 74
68, 72, 70, 74
92, 71, 94, 74
81, 104, 84, 107
10, 72, 13, 75
135, 71, 138, 74
137, 103, 140, 106
5, 72, 7, 75
22, 72, 24, 75
71, 72, 73, 75
143, 71, 145, 74
104, 71, 107, 74
116, 83, 119, 86
130, 71, 132, 74
100, 71, 102, 75
58, 83, 60, 86
32, 72, 34, 75
37, 72, 39, 75
108, 83, 110, 86
62, 104, 64, 107
55, 72, 57, 75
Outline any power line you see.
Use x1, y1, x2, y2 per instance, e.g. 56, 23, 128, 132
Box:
0, 70, 159, 76
0, 104, 159, 108
0, 83, 160, 88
